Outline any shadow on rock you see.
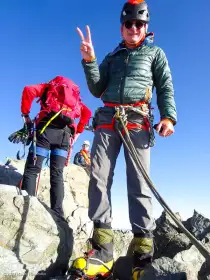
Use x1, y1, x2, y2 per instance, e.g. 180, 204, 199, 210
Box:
13, 194, 30, 280
34, 201, 73, 280
198, 260, 210, 280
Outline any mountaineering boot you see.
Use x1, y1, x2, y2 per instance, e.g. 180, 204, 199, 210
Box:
70, 223, 114, 278
127, 234, 153, 280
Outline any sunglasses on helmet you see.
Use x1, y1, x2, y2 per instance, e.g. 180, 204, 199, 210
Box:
124, 20, 144, 29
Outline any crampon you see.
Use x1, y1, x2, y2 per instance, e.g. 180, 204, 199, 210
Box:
68, 267, 112, 280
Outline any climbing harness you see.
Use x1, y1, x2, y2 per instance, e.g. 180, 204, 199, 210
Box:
113, 106, 210, 262
95, 102, 155, 147
14, 110, 76, 169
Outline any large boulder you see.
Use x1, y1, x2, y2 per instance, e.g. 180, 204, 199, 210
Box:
174, 245, 206, 280
0, 159, 24, 186
0, 185, 73, 280
0, 159, 93, 253
141, 257, 190, 280
183, 210, 210, 240
0, 159, 92, 279
153, 211, 210, 279
153, 211, 191, 259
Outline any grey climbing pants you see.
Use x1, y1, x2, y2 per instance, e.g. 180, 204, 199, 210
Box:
88, 108, 156, 234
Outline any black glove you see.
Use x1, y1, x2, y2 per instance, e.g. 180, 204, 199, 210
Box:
8, 124, 33, 146
8, 127, 32, 145
8, 114, 33, 145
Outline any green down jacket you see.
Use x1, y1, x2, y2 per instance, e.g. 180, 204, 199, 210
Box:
82, 40, 177, 123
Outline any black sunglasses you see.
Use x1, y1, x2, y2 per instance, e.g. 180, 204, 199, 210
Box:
124, 20, 144, 29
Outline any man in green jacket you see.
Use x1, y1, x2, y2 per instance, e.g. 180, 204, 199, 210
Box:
72, 0, 177, 279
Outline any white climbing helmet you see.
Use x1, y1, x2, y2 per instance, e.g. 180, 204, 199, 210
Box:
83, 140, 90, 146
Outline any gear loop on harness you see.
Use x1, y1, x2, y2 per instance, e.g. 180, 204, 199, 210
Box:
112, 103, 155, 147
96, 102, 154, 144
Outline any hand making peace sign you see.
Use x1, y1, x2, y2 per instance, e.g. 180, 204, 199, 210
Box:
76, 25, 95, 61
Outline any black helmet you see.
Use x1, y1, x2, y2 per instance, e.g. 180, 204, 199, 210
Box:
120, 0, 150, 24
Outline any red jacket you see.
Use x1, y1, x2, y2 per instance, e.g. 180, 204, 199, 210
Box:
21, 83, 92, 134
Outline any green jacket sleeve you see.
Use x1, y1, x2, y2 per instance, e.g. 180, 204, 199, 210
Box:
153, 48, 177, 124
82, 55, 110, 98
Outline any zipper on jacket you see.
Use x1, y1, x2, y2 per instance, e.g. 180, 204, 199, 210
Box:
120, 52, 130, 104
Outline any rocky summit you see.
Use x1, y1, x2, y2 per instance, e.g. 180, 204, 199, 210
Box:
0, 159, 210, 280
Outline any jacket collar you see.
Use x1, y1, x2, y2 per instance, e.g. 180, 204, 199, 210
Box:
109, 32, 154, 56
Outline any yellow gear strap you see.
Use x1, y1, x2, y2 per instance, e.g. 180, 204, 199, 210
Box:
39, 108, 72, 135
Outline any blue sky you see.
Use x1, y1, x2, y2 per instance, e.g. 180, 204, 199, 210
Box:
0, 0, 210, 229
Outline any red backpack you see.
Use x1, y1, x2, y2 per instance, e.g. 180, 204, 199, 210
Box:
38, 76, 82, 124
